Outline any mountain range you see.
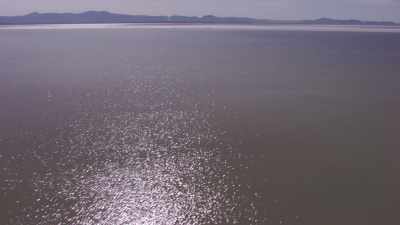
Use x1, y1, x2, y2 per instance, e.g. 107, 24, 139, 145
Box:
0, 11, 398, 26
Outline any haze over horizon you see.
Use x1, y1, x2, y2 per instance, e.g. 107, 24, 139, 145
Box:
0, 0, 400, 22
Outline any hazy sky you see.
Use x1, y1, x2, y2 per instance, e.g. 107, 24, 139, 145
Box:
0, 0, 399, 22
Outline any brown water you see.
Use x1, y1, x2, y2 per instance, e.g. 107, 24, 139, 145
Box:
0, 26, 400, 225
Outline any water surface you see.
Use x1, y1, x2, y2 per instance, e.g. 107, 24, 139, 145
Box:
1, 25, 400, 225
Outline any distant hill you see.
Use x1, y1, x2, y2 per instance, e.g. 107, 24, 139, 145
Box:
0, 11, 398, 26
301, 17, 398, 26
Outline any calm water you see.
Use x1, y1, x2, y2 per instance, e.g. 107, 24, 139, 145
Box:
1, 25, 400, 225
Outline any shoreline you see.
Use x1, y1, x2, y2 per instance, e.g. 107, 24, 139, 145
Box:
1, 23, 400, 33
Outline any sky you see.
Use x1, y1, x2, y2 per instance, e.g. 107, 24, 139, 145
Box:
0, 0, 399, 22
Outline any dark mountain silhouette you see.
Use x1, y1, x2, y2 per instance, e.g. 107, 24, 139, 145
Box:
0, 11, 398, 26
302, 17, 398, 25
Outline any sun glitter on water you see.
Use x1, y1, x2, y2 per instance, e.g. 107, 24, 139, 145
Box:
25, 75, 260, 225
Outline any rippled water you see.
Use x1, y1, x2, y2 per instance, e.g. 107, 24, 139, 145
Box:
25, 76, 254, 225
1, 26, 400, 225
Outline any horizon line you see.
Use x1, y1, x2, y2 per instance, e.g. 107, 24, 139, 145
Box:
1, 10, 399, 24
